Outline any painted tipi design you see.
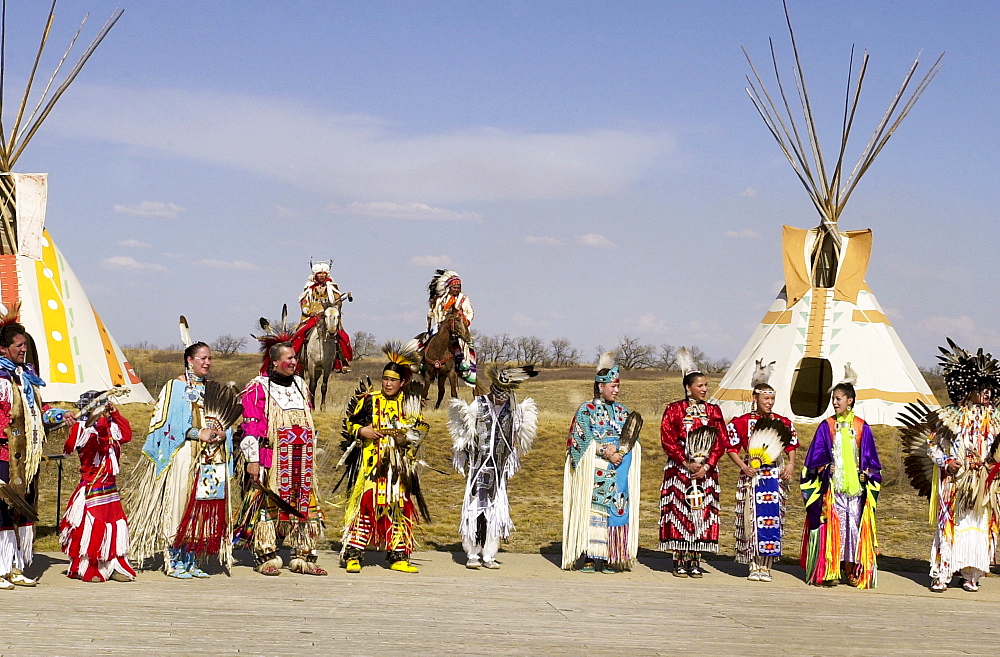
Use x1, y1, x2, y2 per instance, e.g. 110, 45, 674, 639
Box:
712, 4, 941, 426
0, 4, 150, 403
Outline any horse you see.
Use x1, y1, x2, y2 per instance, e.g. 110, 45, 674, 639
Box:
421, 309, 471, 410
301, 302, 345, 410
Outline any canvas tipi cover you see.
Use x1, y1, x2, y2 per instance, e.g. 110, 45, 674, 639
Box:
711, 224, 936, 426
0, 175, 151, 403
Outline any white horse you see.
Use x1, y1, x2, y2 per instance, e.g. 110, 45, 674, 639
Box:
301, 303, 343, 410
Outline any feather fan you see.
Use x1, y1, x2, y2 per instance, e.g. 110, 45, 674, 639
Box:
686, 425, 717, 462
746, 417, 793, 468
202, 380, 243, 430
897, 401, 936, 498
619, 411, 643, 451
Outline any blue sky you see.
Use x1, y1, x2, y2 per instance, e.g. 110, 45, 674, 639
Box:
4, 1, 998, 366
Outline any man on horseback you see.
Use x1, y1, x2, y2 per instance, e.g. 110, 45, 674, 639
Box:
298, 261, 352, 373
425, 269, 475, 385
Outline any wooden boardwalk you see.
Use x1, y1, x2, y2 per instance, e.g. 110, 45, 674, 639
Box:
2, 550, 998, 656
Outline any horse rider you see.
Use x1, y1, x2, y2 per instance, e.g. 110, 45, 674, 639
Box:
426, 269, 476, 385
298, 261, 352, 373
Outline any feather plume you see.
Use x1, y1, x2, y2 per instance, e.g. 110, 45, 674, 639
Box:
178, 315, 192, 348
0, 300, 21, 328
751, 359, 776, 388
676, 347, 697, 375
686, 425, 717, 462
596, 351, 616, 373
382, 339, 422, 369
253, 304, 297, 351
937, 337, 1000, 404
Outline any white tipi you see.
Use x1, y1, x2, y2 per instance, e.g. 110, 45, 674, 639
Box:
712, 5, 940, 426
0, 4, 151, 403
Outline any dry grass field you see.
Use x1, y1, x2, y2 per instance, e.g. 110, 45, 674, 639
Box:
29, 350, 940, 572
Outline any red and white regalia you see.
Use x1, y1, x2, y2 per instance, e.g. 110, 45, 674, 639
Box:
659, 399, 726, 552
59, 410, 137, 582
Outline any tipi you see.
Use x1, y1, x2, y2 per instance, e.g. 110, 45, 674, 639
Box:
0, 4, 151, 403
711, 5, 940, 426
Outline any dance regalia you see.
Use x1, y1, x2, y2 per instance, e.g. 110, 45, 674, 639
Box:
726, 412, 798, 563
426, 289, 476, 385
449, 394, 537, 566
0, 361, 63, 580
563, 398, 641, 569
658, 399, 726, 552
127, 376, 235, 575
298, 276, 352, 371
342, 390, 428, 560
800, 411, 881, 588
927, 403, 1000, 585
59, 410, 136, 581
236, 374, 324, 565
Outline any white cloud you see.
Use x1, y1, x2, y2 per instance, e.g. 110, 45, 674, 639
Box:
524, 235, 562, 246
511, 313, 551, 331
51, 85, 676, 203
917, 315, 1000, 347
101, 256, 169, 273
118, 239, 151, 249
327, 201, 480, 221
409, 255, 453, 268
195, 259, 259, 271
577, 233, 617, 249
724, 228, 762, 239
114, 201, 184, 219
740, 187, 758, 197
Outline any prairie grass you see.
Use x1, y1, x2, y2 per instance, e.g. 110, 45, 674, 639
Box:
30, 352, 935, 571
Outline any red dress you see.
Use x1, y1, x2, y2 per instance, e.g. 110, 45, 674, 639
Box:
59, 410, 137, 582
659, 399, 726, 552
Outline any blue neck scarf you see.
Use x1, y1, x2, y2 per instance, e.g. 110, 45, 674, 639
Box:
0, 357, 46, 409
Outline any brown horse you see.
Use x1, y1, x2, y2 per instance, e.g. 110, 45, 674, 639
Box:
421, 309, 470, 409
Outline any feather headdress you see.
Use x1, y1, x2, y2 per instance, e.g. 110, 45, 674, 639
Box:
382, 339, 422, 380
310, 259, 332, 274
427, 269, 461, 303
676, 347, 699, 376
937, 338, 1000, 404
828, 361, 859, 393
746, 417, 794, 469
0, 301, 21, 329
254, 304, 296, 351
489, 364, 539, 391
595, 351, 620, 383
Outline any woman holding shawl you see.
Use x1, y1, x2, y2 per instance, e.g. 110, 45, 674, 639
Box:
726, 383, 797, 582
800, 382, 881, 588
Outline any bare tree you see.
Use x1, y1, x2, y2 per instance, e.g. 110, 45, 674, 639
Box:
211, 334, 248, 356
616, 335, 656, 370
514, 336, 546, 365
352, 330, 377, 359
547, 337, 580, 367
474, 332, 517, 364
657, 343, 676, 370
123, 340, 158, 350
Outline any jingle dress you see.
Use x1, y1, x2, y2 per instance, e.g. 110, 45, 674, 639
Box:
658, 399, 726, 552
